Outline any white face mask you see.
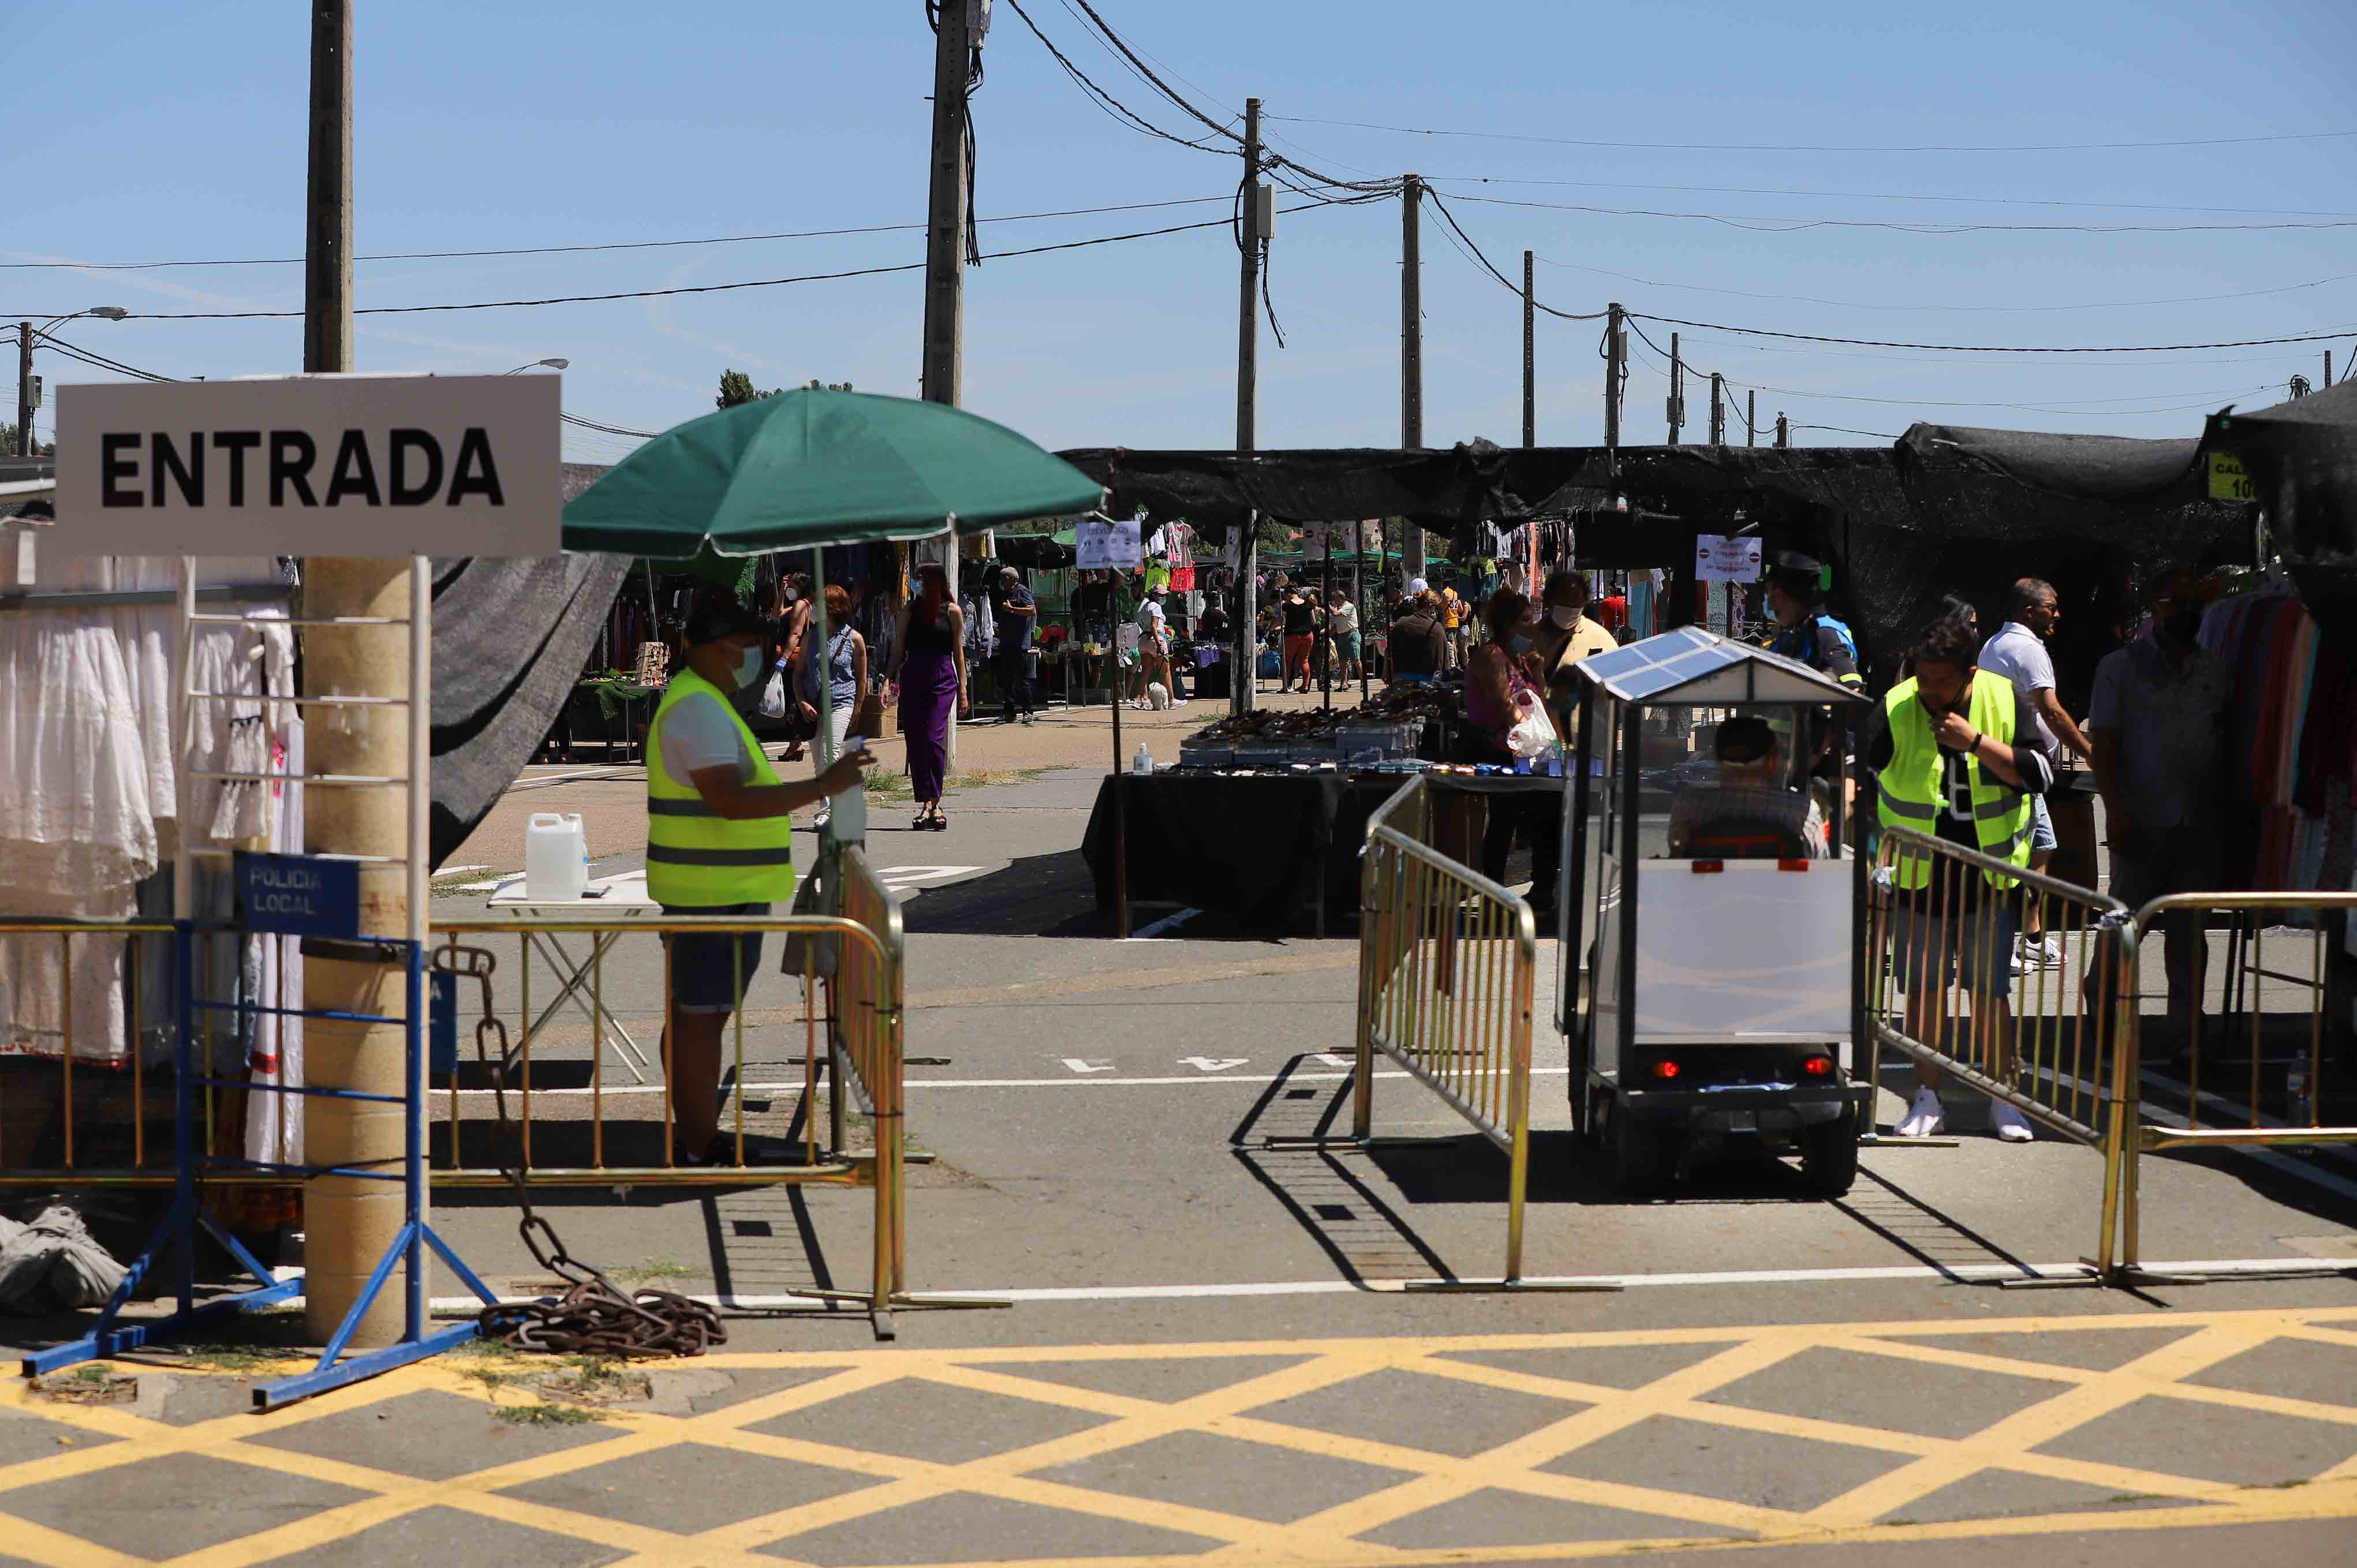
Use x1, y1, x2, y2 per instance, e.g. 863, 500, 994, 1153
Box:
1548, 606, 1581, 628
779, 587, 797, 604
733, 644, 764, 690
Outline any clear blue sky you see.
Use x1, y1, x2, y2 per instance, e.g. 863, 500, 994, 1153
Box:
12, 1, 2355, 465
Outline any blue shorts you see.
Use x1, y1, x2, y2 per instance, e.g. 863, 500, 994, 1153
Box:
661, 901, 770, 1015
2027, 793, 2057, 855
1891, 897, 2019, 999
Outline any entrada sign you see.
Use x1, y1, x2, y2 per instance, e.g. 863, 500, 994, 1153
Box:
56, 374, 559, 555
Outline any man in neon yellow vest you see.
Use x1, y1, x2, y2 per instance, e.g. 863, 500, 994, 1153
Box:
1867, 613, 2055, 1142
649, 597, 872, 1164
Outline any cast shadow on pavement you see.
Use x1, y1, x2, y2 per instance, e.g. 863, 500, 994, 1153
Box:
897, 847, 1304, 942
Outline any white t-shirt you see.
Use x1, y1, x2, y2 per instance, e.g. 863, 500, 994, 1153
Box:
1978, 621, 2057, 751
1329, 601, 1359, 636
656, 689, 756, 783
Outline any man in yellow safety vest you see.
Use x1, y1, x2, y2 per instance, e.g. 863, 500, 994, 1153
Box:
648, 596, 873, 1164
1867, 611, 2055, 1143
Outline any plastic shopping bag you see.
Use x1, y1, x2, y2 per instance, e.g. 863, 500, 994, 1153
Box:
759, 664, 790, 719
1506, 688, 1560, 759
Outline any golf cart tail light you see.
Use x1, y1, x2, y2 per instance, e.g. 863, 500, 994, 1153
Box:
1802, 1056, 1834, 1077
1691, 860, 1723, 874
1778, 858, 1810, 872
1652, 1060, 1682, 1081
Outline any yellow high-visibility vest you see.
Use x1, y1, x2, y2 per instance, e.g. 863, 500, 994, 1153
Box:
645, 668, 796, 907
1876, 669, 2031, 890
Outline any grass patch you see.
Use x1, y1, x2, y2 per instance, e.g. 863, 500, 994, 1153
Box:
611, 1259, 696, 1286
494, 1401, 607, 1427
171, 1344, 283, 1374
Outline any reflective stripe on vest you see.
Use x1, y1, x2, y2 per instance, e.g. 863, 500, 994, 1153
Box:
1875, 669, 2031, 890
645, 668, 797, 908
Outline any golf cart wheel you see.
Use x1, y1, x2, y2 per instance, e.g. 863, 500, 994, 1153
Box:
1608, 1105, 1678, 1197
1799, 1116, 1859, 1198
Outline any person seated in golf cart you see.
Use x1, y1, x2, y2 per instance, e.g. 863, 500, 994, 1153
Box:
1665, 714, 1829, 859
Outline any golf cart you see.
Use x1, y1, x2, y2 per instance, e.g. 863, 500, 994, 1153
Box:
1559, 628, 1874, 1196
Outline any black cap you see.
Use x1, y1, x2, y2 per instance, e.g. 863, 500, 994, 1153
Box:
683, 592, 765, 646
1768, 550, 1824, 574
1716, 715, 1777, 764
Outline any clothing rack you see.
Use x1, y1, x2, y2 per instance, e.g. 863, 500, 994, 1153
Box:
0, 583, 294, 612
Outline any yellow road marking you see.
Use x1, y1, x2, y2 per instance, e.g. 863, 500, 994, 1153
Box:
0, 1303, 2352, 1568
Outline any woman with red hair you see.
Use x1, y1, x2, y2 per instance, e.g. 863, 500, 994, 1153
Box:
887, 562, 968, 830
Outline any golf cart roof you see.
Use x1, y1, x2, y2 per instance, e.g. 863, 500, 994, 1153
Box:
1572, 626, 1870, 708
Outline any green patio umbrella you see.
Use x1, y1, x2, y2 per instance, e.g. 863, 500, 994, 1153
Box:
562, 388, 1104, 557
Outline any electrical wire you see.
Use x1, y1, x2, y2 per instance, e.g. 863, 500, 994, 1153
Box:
1628, 312, 2357, 354
95, 199, 1362, 320
1265, 112, 2357, 155
0, 196, 1241, 272
1788, 424, 1900, 440
1533, 255, 2357, 316
1000, 0, 1230, 154
34, 333, 175, 382
561, 411, 660, 440
1421, 189, 1605, 321
1435, 188, 2357, 235
1418, 173, 2357, 221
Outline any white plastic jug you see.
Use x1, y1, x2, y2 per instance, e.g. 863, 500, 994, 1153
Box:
525, 813, 589, 901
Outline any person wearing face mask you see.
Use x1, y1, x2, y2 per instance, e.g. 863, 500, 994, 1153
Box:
1461, 590, 1560, 912
1867, 612, 2055, 1143
646, 593, 876, 1164
2088, 572, 2229, 1043
1537, 570, 1616, 741
1765, 552, 1861, 689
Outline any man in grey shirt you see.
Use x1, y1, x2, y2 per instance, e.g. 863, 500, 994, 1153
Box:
1979, 579, 2094, 971
2087, 572, 2231, 1038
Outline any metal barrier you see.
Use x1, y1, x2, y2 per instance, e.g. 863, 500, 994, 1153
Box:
2112, 891, 2357, 1286
1866, 825, 2138, 1284
1338, 777, 1607, 1290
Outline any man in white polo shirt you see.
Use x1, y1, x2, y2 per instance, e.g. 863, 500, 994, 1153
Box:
1978, 579, 2093, 972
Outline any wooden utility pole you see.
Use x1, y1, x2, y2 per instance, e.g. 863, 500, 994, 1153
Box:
1709, 372, 1725, 446
1232, 96, 1262, 716
1603, 303, 1624, 474
13, 323, 30, 457
301, 0, 414, 1349
2327, 350, 2335, 389
1775, 413, 1790, 449
1667, 332, 1684, 445
1747, 390, 1757, 448
1521, 249, 1535, 449
921, 0, 971, 758
1400, 175, 1425, 581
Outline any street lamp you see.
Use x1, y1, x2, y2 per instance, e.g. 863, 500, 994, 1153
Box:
37, 306, 129, 334
16, 307, 128, 456
501, 358, 569, 375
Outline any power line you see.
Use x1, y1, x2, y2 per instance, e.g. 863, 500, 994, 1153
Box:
1435, 188, 2357, 235
1423, 173, 2357, 221
0, 195, 1237, 272
1000, 0, 1229, 155
561, 411, 660, 440
1421, 190, 1605, 321
1534, 255, 2357, 316
1265, 112, 2357, 155
85, 199, 1359, 321
1787, 424, 1899, 440
1627, 311, 2357, 354
35, 333, 175, 382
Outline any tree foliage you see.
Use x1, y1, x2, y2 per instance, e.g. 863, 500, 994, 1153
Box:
715, 370, 778, 409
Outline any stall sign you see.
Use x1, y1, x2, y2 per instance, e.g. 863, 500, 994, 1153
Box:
55, 375, 559, 555
237, 852, 360, 938
2207, 451, 2257, 503
1694, 534, 1762, 582
1075, 517, 1142, 570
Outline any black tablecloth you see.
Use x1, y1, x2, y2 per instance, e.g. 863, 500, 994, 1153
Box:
1081, 770, 1568, 931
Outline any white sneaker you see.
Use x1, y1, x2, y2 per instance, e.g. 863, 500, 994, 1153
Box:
1990, 1100, 2035, 1143
2017, 934, 2063, 970
1896, 1088, 1945, 1139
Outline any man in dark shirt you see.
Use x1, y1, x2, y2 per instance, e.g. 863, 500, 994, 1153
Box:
1865, 613, 2054, 1142
1387, 590, 1445, 680
990, 566, 1038, 725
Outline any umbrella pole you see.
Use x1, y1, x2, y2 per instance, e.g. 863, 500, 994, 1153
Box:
1108, 604, 1130, 939
1322, 527, 1333, 713
1356, 527, 1368, 705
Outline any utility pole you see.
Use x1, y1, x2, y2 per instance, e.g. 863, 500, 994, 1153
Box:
1603, 302, 1624, 474
1232, 96, 1262, 716
1521, 249, 1535, 450
300, 0, 412, 1350
1709, 372, 1725, 447
1400, 174, 1425, 582
1667, 332, 1684, 446
2328, 350, 2335, 389
921, 0, 972, 755
13, 323, 30, 455
1775, 413, 1790, 449
1747, 389, 1757, 448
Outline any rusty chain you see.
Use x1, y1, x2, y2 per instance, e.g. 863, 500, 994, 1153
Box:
433, 944, 726, 1358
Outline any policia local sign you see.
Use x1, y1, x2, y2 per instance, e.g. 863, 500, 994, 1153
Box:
55, 375, 560, 556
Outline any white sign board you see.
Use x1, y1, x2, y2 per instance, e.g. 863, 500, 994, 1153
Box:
55, 375, 561, 555
1074, 517, 1142, 570
1694, 533, 1762, 583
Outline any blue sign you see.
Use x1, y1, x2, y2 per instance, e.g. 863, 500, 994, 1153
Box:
237, 852, 361, 938
429, 971, 457, 1077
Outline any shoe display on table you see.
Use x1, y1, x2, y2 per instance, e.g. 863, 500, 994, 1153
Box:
1990, 1100, 2035, 1143
1895, 1088, 1945, 1139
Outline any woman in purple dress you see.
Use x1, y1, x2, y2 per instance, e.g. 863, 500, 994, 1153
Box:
886, 562, 968, 830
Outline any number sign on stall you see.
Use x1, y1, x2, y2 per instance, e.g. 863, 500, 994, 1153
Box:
55, 375, 561, 556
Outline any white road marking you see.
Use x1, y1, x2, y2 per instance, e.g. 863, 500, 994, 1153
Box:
1062, 1058, 1118, 1073
875, 864, 984, 887
1181, 1056, 1249, 1073
413, 1255, 2355, 1313
1314, 1052, 1353, 1068
434, 1066, 1567, 1097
